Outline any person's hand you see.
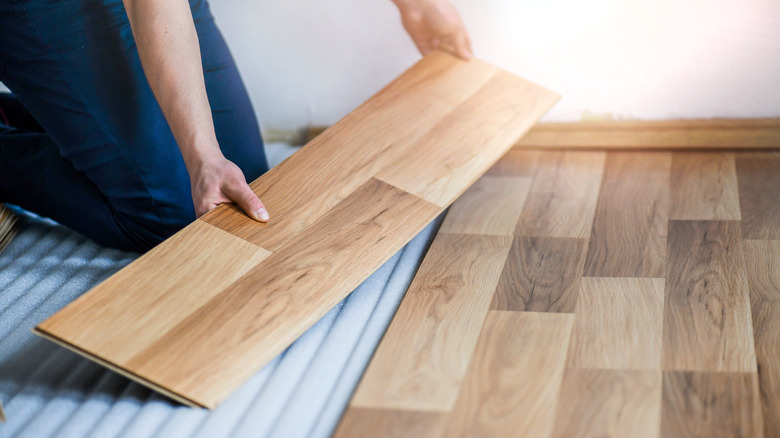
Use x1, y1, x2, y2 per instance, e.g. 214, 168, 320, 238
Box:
189, 154, 269, 222
392, 0, 472, 60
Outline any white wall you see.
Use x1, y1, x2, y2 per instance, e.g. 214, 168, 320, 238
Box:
211, 0, 780, 131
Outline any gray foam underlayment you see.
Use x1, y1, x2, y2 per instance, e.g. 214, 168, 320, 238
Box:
0, 143, 442, 438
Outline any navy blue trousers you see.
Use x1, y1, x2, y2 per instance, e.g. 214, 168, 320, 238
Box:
0, 0, 268, 252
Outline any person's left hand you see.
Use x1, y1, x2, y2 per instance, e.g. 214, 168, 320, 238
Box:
392, 0, 472, 60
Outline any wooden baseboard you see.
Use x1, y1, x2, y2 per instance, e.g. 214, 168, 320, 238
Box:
514, 118, 780, 149
308, 118, 780, 149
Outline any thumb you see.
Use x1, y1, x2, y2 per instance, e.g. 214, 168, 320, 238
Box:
225, 181, 269, 222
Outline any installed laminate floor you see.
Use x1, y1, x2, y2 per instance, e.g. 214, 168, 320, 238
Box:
336, 149, 780, 438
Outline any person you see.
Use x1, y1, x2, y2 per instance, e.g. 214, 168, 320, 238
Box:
0, 0, 471, 253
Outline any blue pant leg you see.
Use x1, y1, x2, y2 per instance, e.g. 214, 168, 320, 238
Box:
0, 0, 194, 251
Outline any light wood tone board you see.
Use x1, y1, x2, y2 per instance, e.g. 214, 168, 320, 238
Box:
515, 151, 605, 239
514, 118, 780, 149
663, 220, 756, 372
566, 277, 664, 370
444, 311, 572, 438
661, 371, 763, 438
552, 369, 662, 438
339, 147, 776, 437
34, 51, 559, 408
583, 152, 670, 278
669, 153, 741, 220
350, 233, 512, 411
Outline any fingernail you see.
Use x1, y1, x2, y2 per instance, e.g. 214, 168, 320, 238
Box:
257, 208, 269, 222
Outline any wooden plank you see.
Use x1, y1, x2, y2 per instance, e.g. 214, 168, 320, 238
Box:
445, 311, 573, 438
484, 149, 540, 177
750, 300, 780, 438
661, 371, 763, 438
438, 176, 532, 236
376, 70, 559, 207
514, 118, 780, 149
669, 153, 740, 220
491, 236, 587, 313
201, 51, 501, 251
744, 240, 780, 303
736, 156, 780, 239
744, 239, 780, 437
583, 152, 670, 277
515, 151, 605, 238
35, 52, 559, 408
663, 221, 756, 372
552, 369, 662, 438
566, 277, 664, 370
350, 233, 512, 411
335, 408, 446, 438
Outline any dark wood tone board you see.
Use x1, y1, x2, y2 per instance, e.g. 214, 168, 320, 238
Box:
337, 146, 780, 437
34, 51, 560, 409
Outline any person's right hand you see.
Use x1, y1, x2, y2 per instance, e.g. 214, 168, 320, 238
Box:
189, 153, 269, 222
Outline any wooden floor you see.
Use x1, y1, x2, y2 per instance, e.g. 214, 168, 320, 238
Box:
33, 52, 558, 409
336, 149, 780, 438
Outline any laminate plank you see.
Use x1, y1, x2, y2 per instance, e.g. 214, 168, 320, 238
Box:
37, 221, 271, 363
484, 149, 540, 177
583, 152, 670, 278
744, 240, 780, 302
663, 221, 756, 372
350, 233, 512, 411
491, 236, 587, 313
335, 408, 446, 438
551, 369, 662, 438
514, 118, 780, 149
438, 176, 532, 236
515, 151, 605, 238
445, 311, 573, 438
736, 155, 780, 239
661, 371, 763, 438
36, 52, 558, 408
566, 277, 664, 370
376, 70, 560, 207
751, 300, 780, 438
123, 179, 439, 407
201, 51, 501, 251
669, 153, 740, 220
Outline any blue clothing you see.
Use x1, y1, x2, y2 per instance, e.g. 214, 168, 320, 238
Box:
0, 0, 268, 252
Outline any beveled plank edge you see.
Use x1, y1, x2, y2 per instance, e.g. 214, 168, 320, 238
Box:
32, 327, 207, 409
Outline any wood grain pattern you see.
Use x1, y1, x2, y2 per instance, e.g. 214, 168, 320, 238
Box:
445, 311, 572, 438
566, 277, 664, 370
340, 148, 780, 436
583, 152, 670, 277
669, 153, 740, 220
663, 221, 756, 372
552, 369, 662, 438
750, 301, 780, 438
335, 408, 446, 438
736, 156, 780, 239
376, 71, 559, 207
35, 51, 560, 408
661, 371, 763, 438
516, 151, 605, 238
514, 118, 780, 149
491, 236, 587, 313
438, 176, 532, 236
350, 233, 512, 411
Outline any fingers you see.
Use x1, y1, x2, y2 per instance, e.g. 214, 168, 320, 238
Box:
225, 180, 269, 223
453, 32, 472, 60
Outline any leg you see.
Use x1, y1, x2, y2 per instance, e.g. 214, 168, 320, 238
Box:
0, 0, 267, 252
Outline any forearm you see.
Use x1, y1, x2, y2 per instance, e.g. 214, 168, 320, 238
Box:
123, 0, 220, 172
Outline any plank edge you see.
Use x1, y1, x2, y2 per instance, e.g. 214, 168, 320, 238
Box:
32, 327, 208, 409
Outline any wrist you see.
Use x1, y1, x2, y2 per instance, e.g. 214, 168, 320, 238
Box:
180, 138, 224, 175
